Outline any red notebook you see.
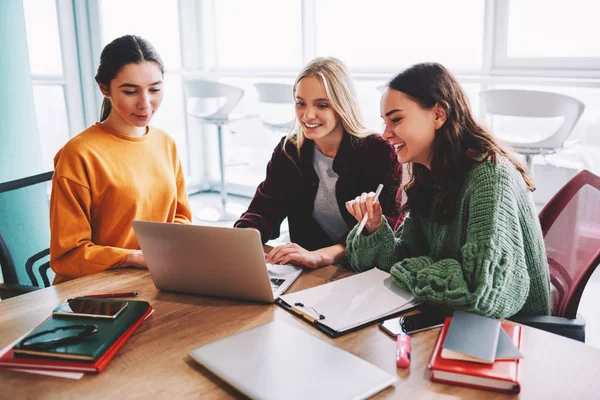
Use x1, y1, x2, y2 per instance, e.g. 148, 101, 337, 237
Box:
0, 306, 153, 373
428, 317, 522, 394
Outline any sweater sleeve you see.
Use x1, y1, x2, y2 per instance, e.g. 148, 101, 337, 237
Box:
173, 157, 192, 224
345, 214, 428, 273
389, 166, 531, 318
50, 176, 130, 281
234, 140, 290, 243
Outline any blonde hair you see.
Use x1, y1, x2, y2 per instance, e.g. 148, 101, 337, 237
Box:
286, 57, 372, 153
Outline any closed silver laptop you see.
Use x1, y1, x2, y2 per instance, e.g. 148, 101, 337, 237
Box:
189, 320, 396, 400
131, 221, 301, 302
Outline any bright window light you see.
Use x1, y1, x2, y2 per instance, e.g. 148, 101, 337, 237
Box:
32, 85, 70, 171
99, 0, 182, 69
507, 0, 600, 58
315, 0, 484, 69
23, 0, 64, 76
214, 0, 302, 69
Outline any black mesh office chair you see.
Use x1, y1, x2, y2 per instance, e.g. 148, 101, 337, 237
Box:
0, 171, 54, 299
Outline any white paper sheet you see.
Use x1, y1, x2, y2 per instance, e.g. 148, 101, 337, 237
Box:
280, 268, 419, 332
10, 368, 84, 379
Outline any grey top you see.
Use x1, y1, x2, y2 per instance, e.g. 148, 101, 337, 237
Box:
311, 146, 349, 243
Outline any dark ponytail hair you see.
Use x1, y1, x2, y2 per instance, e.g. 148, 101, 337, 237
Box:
95, 35, 164, 121
388, 62, 534, 223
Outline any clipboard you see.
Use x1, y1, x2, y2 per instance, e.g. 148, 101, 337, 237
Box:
275, 298, 419, 338
276, 268, 421, 338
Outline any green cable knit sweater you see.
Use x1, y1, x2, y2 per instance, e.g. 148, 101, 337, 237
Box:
346, 159, 551, 318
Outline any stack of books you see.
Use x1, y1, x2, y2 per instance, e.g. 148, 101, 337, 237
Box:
428, 310, 524, 394
0, 299, 152, 374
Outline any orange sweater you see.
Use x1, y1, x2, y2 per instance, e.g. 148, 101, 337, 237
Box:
50, 123, 192, 284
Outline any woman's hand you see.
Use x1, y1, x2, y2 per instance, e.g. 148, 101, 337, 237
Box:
266, 243, 323, 269
345, 191, 384, 234
124, 250, 147, 268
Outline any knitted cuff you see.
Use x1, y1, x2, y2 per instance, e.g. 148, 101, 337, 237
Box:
349, 218, 395, 248
402, 255, 434, 273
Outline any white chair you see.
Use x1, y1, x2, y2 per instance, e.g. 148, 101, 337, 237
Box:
184, 79, 249, 222
479, 89, 585, 172
253, 82, 295, 133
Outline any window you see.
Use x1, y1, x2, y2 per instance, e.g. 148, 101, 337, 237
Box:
99, 0, 182, 69
315, 0, 484, 70
23, 0, 63, 76
19, 0, 600, 199
151, 72, 188, 171
506, 0, 600, 58
214, 0, 303, 69
32, 86, 71, 171
23, 0, 72, 171
214, 77, 294, 189
494, 0, 600, 71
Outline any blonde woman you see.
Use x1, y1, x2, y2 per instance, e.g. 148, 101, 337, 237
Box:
235, 57, 404, 268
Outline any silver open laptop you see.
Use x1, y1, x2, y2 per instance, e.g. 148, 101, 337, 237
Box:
131, 221, 302, 302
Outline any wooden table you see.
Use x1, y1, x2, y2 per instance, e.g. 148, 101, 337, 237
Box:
2, 266, 600, 399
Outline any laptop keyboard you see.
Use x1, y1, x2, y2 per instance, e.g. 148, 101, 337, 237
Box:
270, 278, 285, 292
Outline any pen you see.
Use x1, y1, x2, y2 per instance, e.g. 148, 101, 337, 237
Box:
356, 183, 384, 235
290, 306, 318, 324
83, 292, 139, 298
396, 332, 411, 368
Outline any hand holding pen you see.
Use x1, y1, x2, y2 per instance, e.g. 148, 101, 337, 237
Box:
345, 184, 385, 235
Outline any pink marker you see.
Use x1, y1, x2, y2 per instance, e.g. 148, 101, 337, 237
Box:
396, 332, 411, 368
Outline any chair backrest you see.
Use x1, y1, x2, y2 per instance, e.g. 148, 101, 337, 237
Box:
253, 82, 295, 132
539, 169, 600, 318
0, 171, 54, 287
183, 79, 244, 122
479, 89, 585, 149
254, 83, 294, 104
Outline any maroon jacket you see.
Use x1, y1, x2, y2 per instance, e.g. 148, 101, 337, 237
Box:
235, 133, 405, 251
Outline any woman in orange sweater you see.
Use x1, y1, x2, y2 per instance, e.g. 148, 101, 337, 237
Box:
50, 35, 192, 284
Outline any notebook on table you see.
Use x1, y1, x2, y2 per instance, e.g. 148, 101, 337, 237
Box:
429, 317, 523, 394
276, 268, 420, 337
189, 320, 396, 400
0, 301, 153, 373
441, 310, 502, 364
132, 221, 301, 302
11, 299, 151, 361
441, 310, 523, 364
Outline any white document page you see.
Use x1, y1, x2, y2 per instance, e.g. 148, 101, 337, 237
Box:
279, 268, 419, 332
10, 368, 84, 380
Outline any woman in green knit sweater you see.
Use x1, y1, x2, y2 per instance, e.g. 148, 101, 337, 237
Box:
345, 63, 551, 318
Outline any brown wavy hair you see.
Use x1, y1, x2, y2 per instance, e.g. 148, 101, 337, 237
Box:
387, 63, 534, 223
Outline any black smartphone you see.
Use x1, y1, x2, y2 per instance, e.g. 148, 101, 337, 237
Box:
379, 312, 446, 337
53, 298, 128, 319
